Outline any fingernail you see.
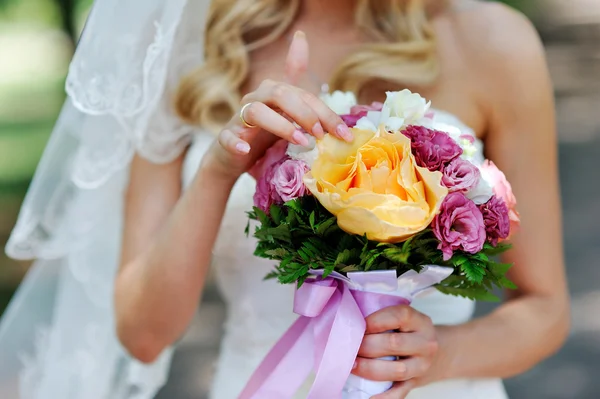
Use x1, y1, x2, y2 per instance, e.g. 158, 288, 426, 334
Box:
336, 124, 353, 142
312, 122, 324, 138
292, 130, 310, 146
235, 142, 250, 154
352, 360, 358, 370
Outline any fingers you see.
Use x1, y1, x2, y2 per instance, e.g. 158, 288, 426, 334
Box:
285, 31, 309, 85
359, 332, 435, 359
250, 82, 325, 139
247, 80, 349, 141
282, 31, 351, 141
218, 127, 251, 155
352, 357, 429, 382
371, 380, 417, 399
299, 90, 353, 141
240, 101, 310, 146
365, 305, 433, 334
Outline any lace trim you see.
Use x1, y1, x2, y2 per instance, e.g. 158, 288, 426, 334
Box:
19, 323, 114, 399
66, 22, 176, 117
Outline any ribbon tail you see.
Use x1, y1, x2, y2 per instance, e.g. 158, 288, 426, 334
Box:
308, 284, 366, 399
238, 316, 314, 399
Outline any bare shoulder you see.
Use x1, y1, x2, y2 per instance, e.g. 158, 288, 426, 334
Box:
445, 1, 547, 75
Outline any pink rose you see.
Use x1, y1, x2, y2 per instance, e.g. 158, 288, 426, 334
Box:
253, 161, 283, 212
442, 158, 480, 192
459, 134, 475, 144
402, 125, 463, 172
272, 159, 310, 202
432, 192, 486, 261
480, 160, 520, 231
249, 139, 288, 180
340, 102, 383, 127
349, 102, 384, 114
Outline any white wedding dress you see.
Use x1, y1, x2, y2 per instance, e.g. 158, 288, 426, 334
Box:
0, 1, 508, 397
182, 111, 509, 399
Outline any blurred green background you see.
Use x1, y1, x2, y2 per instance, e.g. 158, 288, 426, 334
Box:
2, 1, 600, 398
0, 0, 91, 313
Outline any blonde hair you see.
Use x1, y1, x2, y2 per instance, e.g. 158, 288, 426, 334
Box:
175, 0, 443, 132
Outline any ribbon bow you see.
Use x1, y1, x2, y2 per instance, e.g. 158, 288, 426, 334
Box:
238, 268, 452, 399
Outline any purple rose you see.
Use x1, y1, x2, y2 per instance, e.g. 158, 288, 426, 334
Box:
433, 192, 486, 260
272, 159, 310, 202
479, 196, 510, 246
402, 125, 463, 171
442, 158, 481, 192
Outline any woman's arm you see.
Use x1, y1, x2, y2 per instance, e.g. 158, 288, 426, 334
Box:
115, 31, 348, 364
355, 5, 569, 397
430, 4, 570, 381
115, 153, 237, 363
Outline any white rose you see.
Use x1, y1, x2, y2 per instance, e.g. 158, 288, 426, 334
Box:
370, 89, 431, 130
355, 116, 378, 132
319, 90, 357, 115
362, 90, 431, 131
384, 89, 431, 121
286, 134, 319, 167
466, 167, 494, 204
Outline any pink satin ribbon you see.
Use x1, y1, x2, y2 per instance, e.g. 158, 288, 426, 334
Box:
238, 277, 409, 399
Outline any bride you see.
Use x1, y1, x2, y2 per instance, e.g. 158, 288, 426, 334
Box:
0, 0, 569, 398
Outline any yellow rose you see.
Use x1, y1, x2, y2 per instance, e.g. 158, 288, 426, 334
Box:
304, 127, 448, 243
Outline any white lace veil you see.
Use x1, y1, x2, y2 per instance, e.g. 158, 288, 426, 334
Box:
0, 0, 211, 397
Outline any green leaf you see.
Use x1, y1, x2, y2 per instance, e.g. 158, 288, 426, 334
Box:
451, 254, 470, 267
482, 242, 512, 256
498, 276, 518, 290
336, 234, 355, 251
436, 285, 500, 302
298, 248, 312, 262
296, 274, 309, 288
264, 271, 279, 280
244, 220, 251, 237
339, 264, 361, 273
253, 207, 270, 226
309, 211, 316, 231
461, 261, 486, 284
270, 205, 283, 224
488, 262, 513, 277
335, 249, 353, 266
255, 224, 292, 242
323, 262, 336, 278
316, 218, 337, 236
473, 252, 489, 262
278, 263, 309, 285
264, 248, 288, 258
285, 199, 303, 213
383, 248, 409, 264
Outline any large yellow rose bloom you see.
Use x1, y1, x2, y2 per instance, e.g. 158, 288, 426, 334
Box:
304, 127, 448, 243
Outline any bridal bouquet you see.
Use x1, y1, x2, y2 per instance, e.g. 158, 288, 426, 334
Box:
240, 90, 520, 399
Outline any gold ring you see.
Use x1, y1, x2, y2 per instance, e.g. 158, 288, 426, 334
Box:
239, 102, 256, 128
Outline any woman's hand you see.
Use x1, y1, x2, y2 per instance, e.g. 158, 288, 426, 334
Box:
353, 305, 440, 399
206, 31, 352, 180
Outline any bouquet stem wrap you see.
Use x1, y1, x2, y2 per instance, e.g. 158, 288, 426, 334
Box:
238, 266, 452, 399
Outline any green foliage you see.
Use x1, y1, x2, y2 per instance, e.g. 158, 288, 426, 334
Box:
249, 198, 516, 301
